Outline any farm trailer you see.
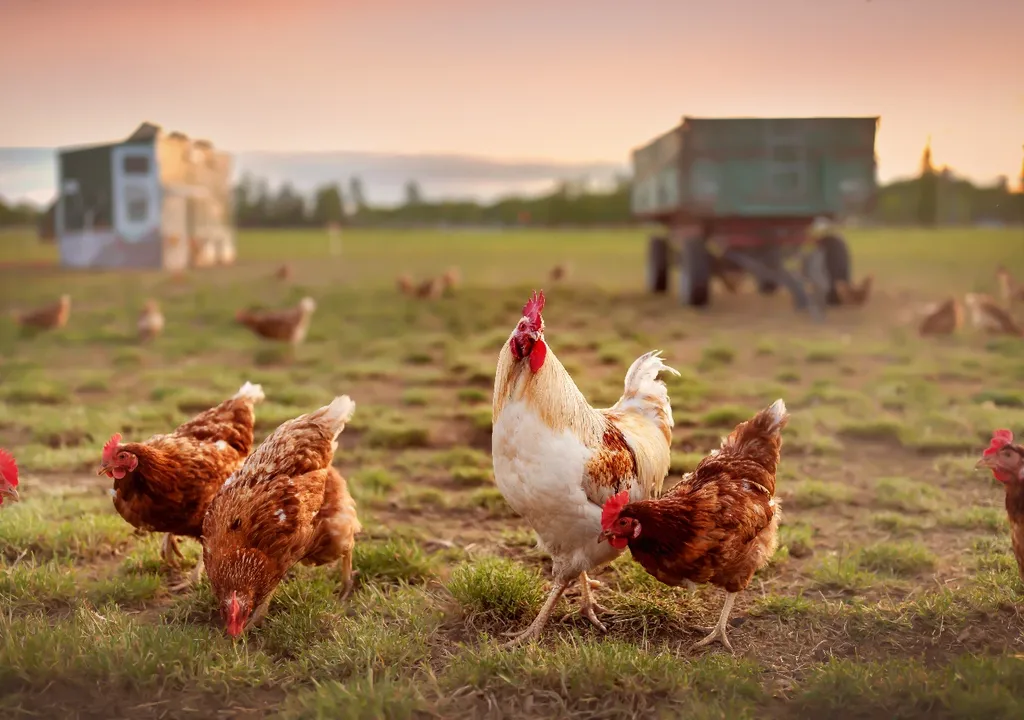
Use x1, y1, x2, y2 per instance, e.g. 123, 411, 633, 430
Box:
631, 116, 878, 318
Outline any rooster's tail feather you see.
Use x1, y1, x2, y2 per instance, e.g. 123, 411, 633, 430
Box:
612, 350, 679, 417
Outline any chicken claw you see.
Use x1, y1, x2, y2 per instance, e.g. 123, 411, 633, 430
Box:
161, 533, 185, 570
339, 570, 360, 602
690, 592, 737, 654
501, 579, 570, 648
168, 555, 204, 593
560, 572, 609, 632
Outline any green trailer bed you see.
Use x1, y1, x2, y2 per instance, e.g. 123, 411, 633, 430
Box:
631, 116, 878, 221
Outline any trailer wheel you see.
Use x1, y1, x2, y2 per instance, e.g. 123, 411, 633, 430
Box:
679, 236, 711, 307
646, 236, 670, 294
819, 234, 851, 305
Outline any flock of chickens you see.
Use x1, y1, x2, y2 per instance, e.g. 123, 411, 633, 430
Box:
3, 282, 1023, 653
913, 265, 1024, 338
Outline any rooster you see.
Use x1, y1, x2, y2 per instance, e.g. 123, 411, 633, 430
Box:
97, 381, 265, 589
492, 290, 678, 646
0, 449, 19, 506
599, 399, 788, 652
203, 395, 361, 638
964, 293, 1024, 337
11, 294, 71, 332
137, 299, 165, 342
974, 429, 1024, 581
235, 297, 317, 345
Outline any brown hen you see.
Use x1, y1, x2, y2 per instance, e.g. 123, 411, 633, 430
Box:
599, 399, 788, 652
235, 297, 317, 344
203, 395, 361, 638
11, 294, 71, 331
974, 429, 1024, 581
98, 382, 265, 589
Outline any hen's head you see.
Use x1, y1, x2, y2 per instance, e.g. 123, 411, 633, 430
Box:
206, 548, 274, 639
0, 448, 19, 505
509, 290, 547, 372
97, 433, 138, 480
975, 429, 1024, 485
597, 490, 640, 549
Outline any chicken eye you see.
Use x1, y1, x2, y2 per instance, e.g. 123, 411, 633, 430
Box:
230, 518, 241, 531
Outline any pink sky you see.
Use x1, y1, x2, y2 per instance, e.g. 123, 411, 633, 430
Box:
1, 0, 1021, 183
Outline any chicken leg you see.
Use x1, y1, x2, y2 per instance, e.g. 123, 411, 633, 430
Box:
168, 554, 204, 592
502, 579, 570, 648
338, 548, 359, 601
161, 533, 184, 570
692, 591, 737, 653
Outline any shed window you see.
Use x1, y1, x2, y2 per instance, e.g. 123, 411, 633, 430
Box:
123, 155, 150, 175
127, 196, 149, 222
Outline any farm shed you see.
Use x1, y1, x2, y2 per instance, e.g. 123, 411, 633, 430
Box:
55, 122, 235, 270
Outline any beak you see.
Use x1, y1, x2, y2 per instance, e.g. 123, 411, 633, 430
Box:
597, 530, 611, 544
97, 464, 114, 477
975, 456, 996, 471
1, 486, 19, 503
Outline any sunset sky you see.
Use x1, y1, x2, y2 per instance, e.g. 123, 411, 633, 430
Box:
1, 0, 1021, 186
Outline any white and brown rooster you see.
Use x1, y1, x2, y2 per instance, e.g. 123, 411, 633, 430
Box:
491, 290, 678, 646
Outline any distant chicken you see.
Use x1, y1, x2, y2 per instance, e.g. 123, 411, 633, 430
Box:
235, 297, 317, 345
995, 266, 1024, 306
203, 395, 362, 638
492, 290, 678, 645
396, 274, 415, 296
549, 264, 570, 283
441, 267, 461, 294
275, 263, 293, 282
836, 275, 874, 306
97, 382, 265, 589
137, 300, 165, 342
974, 429, 1024, 581
599, 399, 789, 652
416, 277, 443, 300
11, 294, 70, 331
964, 293, 1024, 337
0, 449, 19, 506
710, 255, 745, 294
918, 298, 963, 337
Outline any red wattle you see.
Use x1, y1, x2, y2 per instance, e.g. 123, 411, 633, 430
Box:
529, 339, 547, 372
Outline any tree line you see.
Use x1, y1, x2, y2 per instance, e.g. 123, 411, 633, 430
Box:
5, 143, 1023, 231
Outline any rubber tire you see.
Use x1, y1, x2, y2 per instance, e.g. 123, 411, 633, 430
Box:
647, 236, 670, 294
679, 236, 711, 307
819, 234, 851, 305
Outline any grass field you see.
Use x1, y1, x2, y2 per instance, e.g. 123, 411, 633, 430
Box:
1, 226, 1024, 719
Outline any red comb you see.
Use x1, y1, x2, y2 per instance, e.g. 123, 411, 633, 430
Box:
102, 433, 122, 463
522, 290, 545, 326
0, 449, 17, 487
983, 429, 1014, 456
601, 490, 631, 531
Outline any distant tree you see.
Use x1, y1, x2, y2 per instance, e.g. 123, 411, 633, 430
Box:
312, 183, 346, 226
271, 183, 307, 227
404, 180, 423, 207
916, 137, 938, 227
348, 177, 367, 213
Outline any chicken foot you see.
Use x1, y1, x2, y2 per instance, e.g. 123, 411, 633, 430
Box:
161, 533, 185, 570
691, 591, 737, 653
338, 549, 359, 601
560, 572, 608, 632
501, 579, 570, 648
168, 554, 204, 593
